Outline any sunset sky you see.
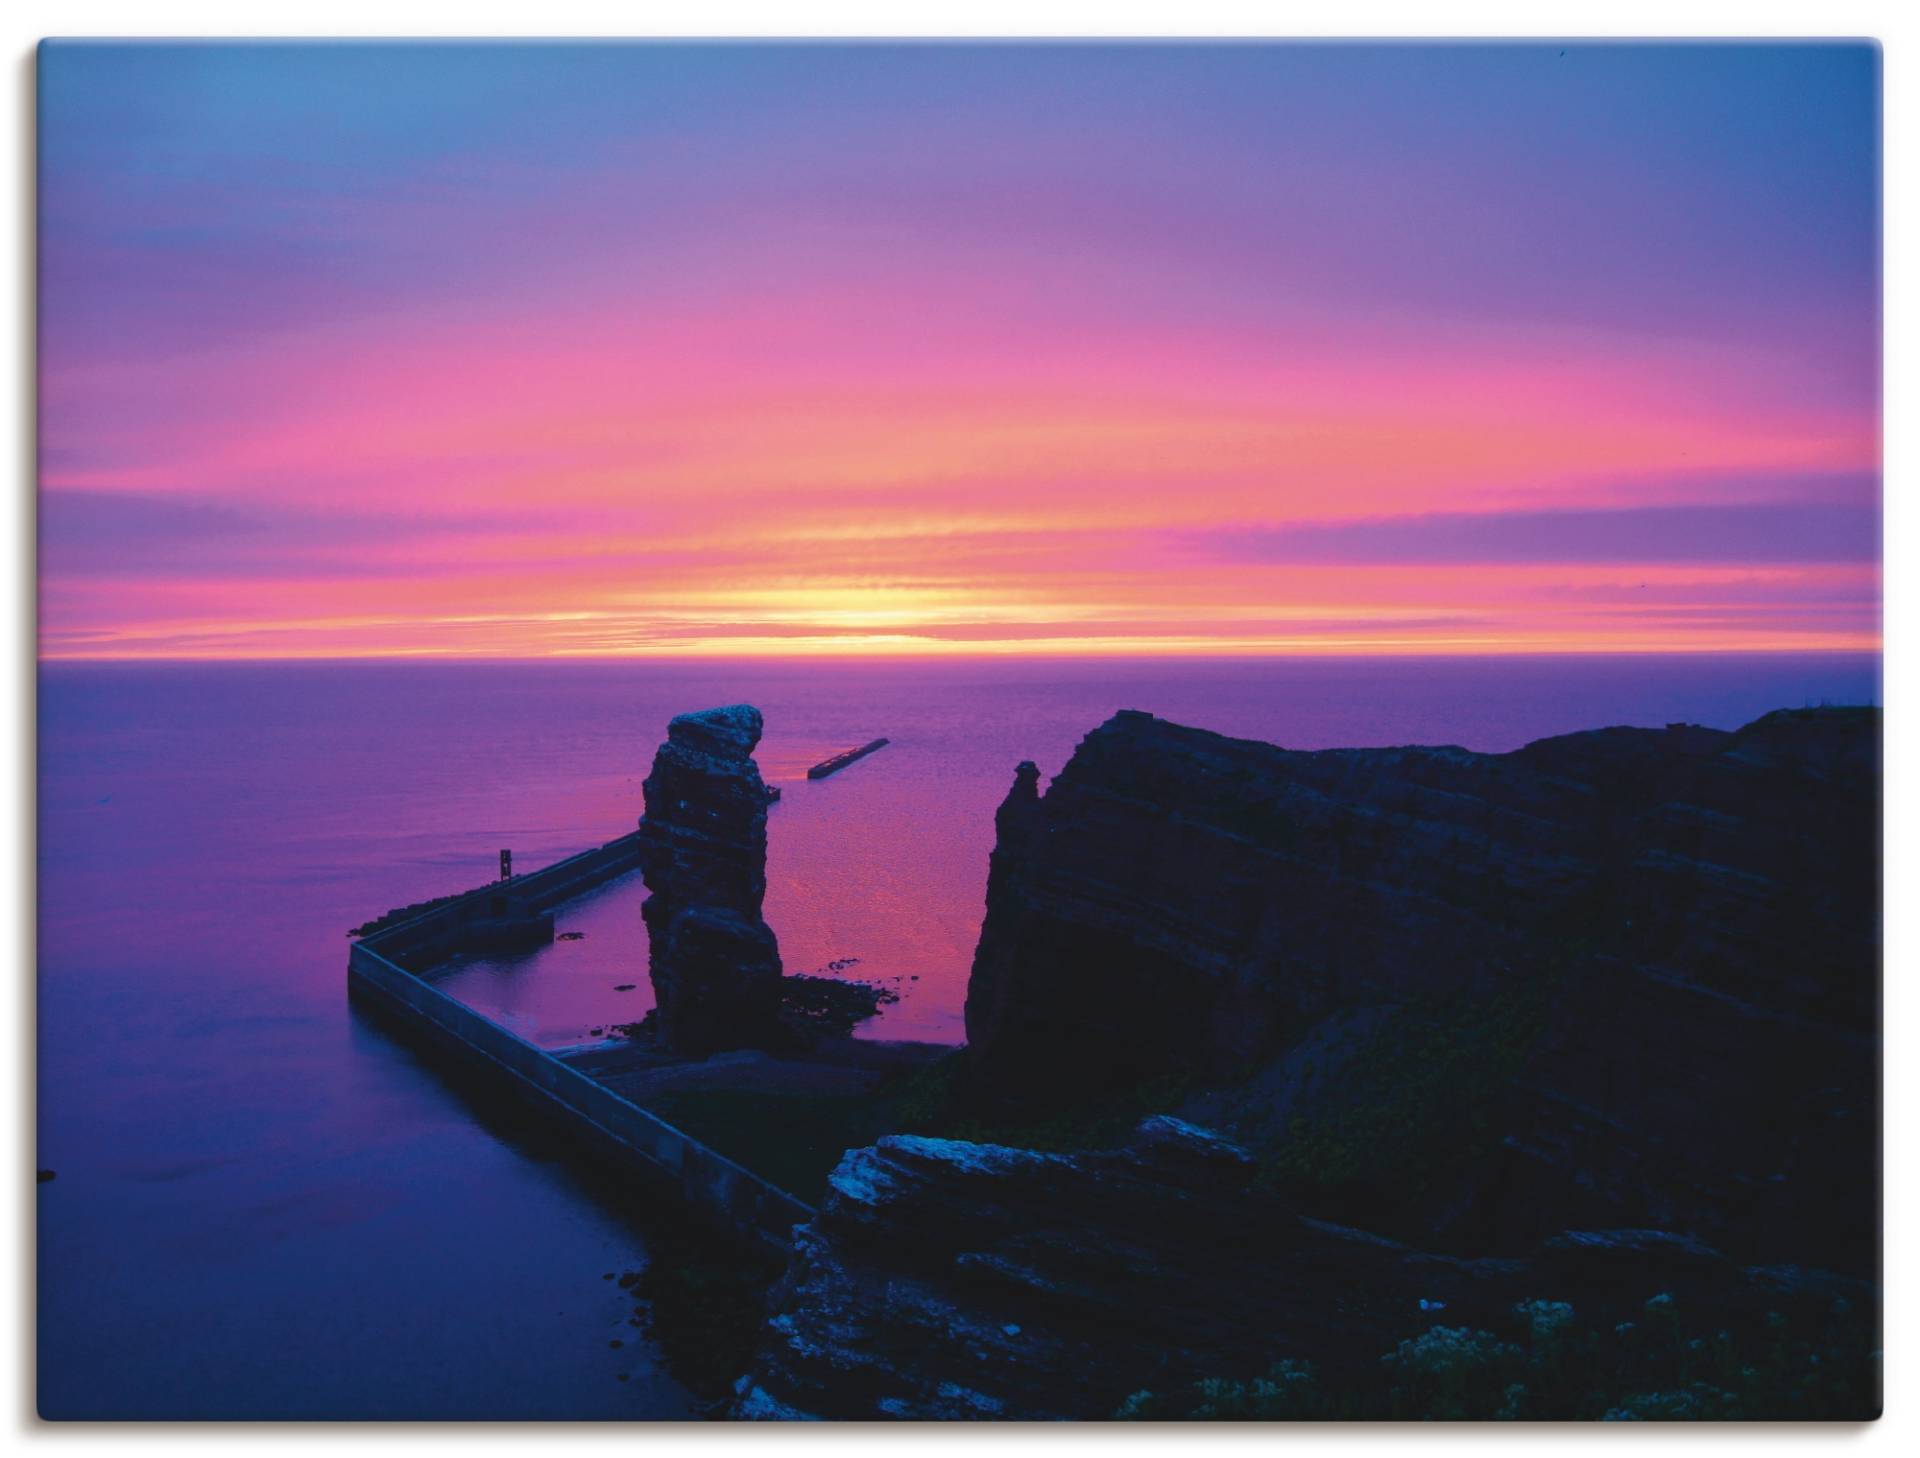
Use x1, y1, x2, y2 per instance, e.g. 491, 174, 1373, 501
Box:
38, 42, 1880, 658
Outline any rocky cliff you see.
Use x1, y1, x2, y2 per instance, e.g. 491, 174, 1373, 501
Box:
733, 705, 1878, 1419
638, 705, 784, 1053
963, 706, 1879, 1268
737, 1118, 1871, 1420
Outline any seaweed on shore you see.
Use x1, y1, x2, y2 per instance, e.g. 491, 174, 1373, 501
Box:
775, 973, 897, 1039
610, 973, 897, 1049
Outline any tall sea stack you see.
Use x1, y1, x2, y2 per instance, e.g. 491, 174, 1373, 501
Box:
637, 704, 783, 1053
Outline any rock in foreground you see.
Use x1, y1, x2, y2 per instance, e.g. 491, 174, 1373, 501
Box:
737, 1120, 1873, 1420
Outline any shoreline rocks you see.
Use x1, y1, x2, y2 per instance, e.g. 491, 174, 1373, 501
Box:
735, 1118, 1873, 1420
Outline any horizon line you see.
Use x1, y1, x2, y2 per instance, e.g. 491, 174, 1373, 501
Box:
35, 644, 1885, 667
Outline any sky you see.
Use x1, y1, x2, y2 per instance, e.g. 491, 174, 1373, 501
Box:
37, 41, 1880, 659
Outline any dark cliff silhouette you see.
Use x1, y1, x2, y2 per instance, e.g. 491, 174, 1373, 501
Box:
739, 705, 1880, 1420
965, 706, 1879, 1267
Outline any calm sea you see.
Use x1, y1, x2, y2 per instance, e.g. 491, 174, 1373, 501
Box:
36, 653, 1879, 1418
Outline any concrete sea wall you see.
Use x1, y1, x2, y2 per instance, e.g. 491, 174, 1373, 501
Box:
366, 831, 650, 967
348, 832, 816, 1253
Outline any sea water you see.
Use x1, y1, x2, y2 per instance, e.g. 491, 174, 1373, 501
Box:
36, 653, 1878, 1417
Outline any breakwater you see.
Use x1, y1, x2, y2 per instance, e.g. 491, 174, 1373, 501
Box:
806, 738, 889, 779
347, 829, 816, 1254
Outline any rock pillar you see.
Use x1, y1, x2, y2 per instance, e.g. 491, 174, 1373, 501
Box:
638, 705, 783, 1053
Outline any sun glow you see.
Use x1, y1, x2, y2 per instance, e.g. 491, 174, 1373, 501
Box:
37, 43, 1879, 661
